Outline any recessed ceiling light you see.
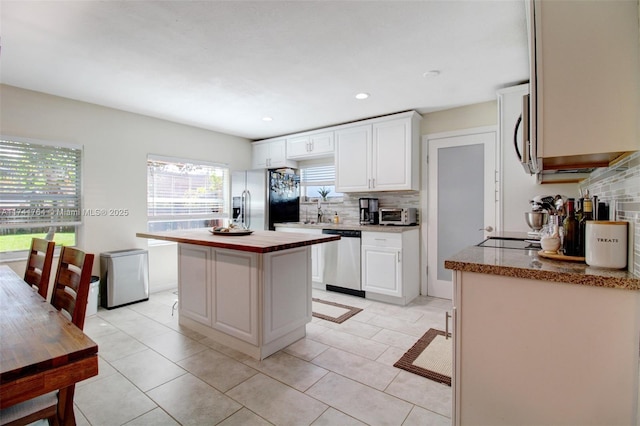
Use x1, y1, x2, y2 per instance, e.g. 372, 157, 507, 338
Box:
423, 70, 441, 78
355, 93, 370, 100
262, 116, 273, 122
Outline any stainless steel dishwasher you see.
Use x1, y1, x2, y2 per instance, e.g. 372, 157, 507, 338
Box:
321, 229, 364, 297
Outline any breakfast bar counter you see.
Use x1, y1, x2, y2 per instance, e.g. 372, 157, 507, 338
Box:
444, 245, 640, 291
137, 229, 340, 360
445, 244, 640, 425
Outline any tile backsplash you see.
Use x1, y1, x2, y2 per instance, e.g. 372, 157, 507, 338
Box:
300, 191, 421, 225
580, 151, 640, 277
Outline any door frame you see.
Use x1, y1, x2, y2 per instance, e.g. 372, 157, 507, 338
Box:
420, 126, 499, 297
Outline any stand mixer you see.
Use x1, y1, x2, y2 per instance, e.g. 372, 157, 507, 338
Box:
526, 195, 566, 239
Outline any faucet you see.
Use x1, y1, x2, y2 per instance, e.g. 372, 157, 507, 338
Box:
317, 202, 324, 223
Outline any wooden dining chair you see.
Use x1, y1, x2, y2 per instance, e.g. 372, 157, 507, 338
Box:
23, 238, 55, 299
0, 246, 95, 426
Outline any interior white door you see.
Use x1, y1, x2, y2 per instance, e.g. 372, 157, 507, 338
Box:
425, 129, 496, 299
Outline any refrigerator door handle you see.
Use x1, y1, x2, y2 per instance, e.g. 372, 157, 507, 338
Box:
245, 190, 251, 229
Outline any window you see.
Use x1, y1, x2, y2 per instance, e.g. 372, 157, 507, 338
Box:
147, 155, 230, 232
299, 162, 342, 200
0, 137, 82, 258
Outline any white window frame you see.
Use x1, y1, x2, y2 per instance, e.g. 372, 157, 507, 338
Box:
146, 154, 230, 237
299, 159, 342, 202
0, 135, 83, 262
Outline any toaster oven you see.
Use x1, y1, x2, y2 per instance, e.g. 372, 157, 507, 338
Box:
378, 208, 417, 225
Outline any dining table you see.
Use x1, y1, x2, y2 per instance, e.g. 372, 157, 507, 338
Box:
0, 265, 98, 425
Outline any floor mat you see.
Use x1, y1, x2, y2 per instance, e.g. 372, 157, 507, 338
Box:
312, 298, 363, 324
394, 328, 451, 386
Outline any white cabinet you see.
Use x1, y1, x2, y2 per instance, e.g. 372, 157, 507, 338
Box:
530, 0, 639, 168
452, 270, 640, 425
335, 111, 420, 192
361, 229, 419, 305
287, 131, 334, 160
178, 244, 212, 325
211, 248, 259, 345
275, 226, 324, 287
177, 242, 312, 359
252, 139, 297, 169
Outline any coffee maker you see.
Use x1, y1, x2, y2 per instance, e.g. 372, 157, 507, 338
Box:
359, 198, 379, 225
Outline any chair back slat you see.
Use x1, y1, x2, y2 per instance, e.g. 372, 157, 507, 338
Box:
23, 238, 55, 299
51, 246, 94, 330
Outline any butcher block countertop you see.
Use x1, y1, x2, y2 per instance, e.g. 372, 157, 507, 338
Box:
445, 245, 640, 291
136, 229, 340, 253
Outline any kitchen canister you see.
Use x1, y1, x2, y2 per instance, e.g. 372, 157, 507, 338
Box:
585, 221, 628, 269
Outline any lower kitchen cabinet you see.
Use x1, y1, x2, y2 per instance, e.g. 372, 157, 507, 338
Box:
275, 226, 324, 286
361, 229, 419, 305
451, 270, 640, 425
177, 242, 312, 359
178, 244, 212, 325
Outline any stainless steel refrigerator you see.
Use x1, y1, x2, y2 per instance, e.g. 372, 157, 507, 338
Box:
231, 169, 300, 230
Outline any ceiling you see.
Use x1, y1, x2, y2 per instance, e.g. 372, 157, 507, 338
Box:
0, 0, 529, 140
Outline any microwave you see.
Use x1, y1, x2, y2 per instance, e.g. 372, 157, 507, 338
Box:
378, 208, 417, 226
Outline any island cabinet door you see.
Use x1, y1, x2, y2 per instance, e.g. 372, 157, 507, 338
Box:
263, 246, 312, 344
178, 244, 212, 326
211, 249, 259, 345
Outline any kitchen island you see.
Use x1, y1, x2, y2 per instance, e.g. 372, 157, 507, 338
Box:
136, 229, 340, 360
445, 244, 640, 425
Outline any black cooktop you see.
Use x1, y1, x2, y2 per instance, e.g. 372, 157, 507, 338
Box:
477, 237, 541, 250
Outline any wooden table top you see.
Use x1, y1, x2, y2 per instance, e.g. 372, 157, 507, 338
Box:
136, 229, 340, 253
0, 265, 98, 407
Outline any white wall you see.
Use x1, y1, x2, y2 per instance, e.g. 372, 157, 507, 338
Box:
0, 84, 252, 292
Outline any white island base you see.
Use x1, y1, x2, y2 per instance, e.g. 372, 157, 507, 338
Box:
178, 243, 312, 360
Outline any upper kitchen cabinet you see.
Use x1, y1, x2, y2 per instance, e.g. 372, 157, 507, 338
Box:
335, 111, 421, 192
530, 0, 639, 170
286, 131, 334, 160
252, 139, 297, 169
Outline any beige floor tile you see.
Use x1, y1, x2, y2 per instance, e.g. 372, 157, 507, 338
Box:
91, 329, 148, 362
312, 348, 399, 391
110, 348, 187, 392
109, 315, 173, 340
74, 373, 157, 425
309, 328, 389, 360
216, 407, 271, 426
385, 371, 452, 418
243, 351, 329, 392
83, 316, 120, 339
311, 407, 367, 425
402, 406, 451, 426
367, 314, 434, 338
177, 348, 258, 392
376, 346, 409, 368
306, 372, 413, 426
319, 316, 383, 339
284, 337, 330, 361
147, 374, 241, 426
226, 373, 328, 426
123, 407, 180, 425
138, 329, 208, 362
371, 328, 421, 350
129, 299, 178, 325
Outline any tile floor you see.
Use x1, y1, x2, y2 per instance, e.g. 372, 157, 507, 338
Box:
70, 288, 453, 425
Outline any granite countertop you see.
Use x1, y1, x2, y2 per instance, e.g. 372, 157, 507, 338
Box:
136, 229, 340, 253
274, 222, 419, 233
445, 245, 640, 291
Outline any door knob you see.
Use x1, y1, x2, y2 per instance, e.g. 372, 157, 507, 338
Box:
479, 226, 494, 232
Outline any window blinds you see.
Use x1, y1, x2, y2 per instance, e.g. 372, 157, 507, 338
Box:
0, 139, 82, 227
147, 155, 229, 220
300, 164, 335, 186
